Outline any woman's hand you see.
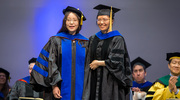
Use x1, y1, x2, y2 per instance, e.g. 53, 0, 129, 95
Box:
52, 85, 62, 99
89, 60, 105, 70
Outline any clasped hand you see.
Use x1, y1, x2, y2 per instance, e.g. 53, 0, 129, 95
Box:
132, 87, 141, 92
169, 76, 178, 93
89, 60, 99, 70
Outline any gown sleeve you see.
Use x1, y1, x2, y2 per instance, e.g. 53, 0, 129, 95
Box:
30, 36, 62, 91
104, 36, 132, 87
146, 82, 180, 100
6, 81, 20, 100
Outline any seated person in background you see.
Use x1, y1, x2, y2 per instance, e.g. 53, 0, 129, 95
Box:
6, 58, 43, 100
0, 68, 11, 100
131, 57, 152, 100
146, 52, 180, 100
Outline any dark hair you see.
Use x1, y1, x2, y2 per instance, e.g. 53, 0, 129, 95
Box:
168, 59, 172, 64
96, 15, 114, 20
132, 64, 146, 73
1, 78, 10, 100
57, 12, 82, 34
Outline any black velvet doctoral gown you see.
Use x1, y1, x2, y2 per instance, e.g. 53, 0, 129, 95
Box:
83, 30, 132, 100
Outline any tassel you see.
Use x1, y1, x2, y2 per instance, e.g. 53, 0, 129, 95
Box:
77, 8, 83, 25
109, 6, 112, 32
80, 14, 83, 25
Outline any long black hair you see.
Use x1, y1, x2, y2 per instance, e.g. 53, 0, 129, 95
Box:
1, 76, 10, 100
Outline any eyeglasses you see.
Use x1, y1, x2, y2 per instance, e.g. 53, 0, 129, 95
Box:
0, 75, 6, 78
97, 18, 110, 22
66, 19, 78, 23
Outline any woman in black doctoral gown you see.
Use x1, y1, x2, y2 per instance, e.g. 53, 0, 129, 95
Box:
82, 4, 132, 100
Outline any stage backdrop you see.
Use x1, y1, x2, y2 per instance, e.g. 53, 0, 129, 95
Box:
0, 0, 180, 86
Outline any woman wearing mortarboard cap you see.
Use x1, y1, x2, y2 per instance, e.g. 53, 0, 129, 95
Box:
82, 4, 132, 100
30, 6, 88, 100
0, 68, 11, 100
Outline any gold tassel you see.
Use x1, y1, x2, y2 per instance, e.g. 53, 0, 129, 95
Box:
77, 8, 83, 25
80, 14, 83, 25
109, 6, 113, 32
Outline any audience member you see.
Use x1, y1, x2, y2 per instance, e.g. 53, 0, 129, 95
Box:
0, 68, 10, 100
6, 58, 43, 100
131, 57, 152, 100
146, 52, 180, 99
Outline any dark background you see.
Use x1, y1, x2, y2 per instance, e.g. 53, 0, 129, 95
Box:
0, 0, 180, 86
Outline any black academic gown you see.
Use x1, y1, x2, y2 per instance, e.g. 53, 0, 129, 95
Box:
83, 30, 132, 100
6, 76, 43, 100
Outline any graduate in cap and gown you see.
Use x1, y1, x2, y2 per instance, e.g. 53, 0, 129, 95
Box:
82, 4, 132, 100
131, 57, 152, 100
0, 68, 10, 100
30, 6, 88, 100
146, 52, 180, 100
6, 58, 43, 100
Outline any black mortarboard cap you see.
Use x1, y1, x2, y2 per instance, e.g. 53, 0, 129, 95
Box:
93, 4, 120, 18
28, 57, 37, 64
63, 6, 86, 21
131, 57, 151, 70
0, 68, 10, 78
166, 52, 180, 61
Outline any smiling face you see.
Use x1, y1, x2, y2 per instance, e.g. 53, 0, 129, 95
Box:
0, 72, 6, 85
97, 15, 113, 34
168, 58, 180, 76
66, 12, 79, 35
